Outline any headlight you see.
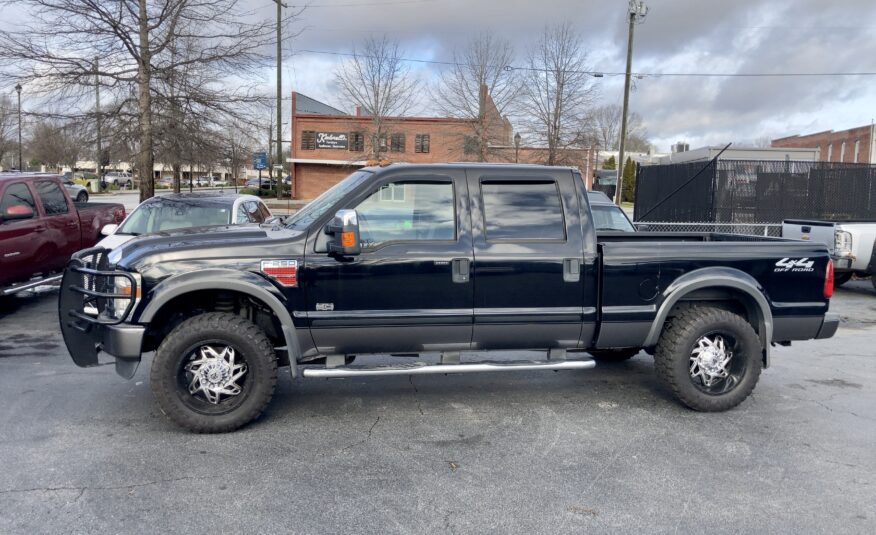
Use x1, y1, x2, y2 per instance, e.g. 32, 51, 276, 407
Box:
834, 230, 853, 256
109, 273, 142, 320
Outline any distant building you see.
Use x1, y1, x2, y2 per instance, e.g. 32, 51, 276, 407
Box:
657, 146, 819, 165
671, 141, 689, 153
288, 91, 597, 199
771, 124, 875, 164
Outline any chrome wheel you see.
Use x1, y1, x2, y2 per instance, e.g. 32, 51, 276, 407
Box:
184, 345, 248, 404
689, 333, 745, 394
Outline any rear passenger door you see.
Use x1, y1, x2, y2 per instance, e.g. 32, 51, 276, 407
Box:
469, 170, 586, 350
33, 180, 80, 270
0, 182, 42, 283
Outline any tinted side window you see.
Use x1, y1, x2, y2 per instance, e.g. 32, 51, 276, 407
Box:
35, 180, 69, 216
235, 204, 250, 224
481, 181, 565, 241
354, 180, 455, 248
1, 183, 37, 220
245, 201, 266, 223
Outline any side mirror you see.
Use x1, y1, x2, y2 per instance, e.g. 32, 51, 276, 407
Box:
1, 204, 34, 222
101, 223, 119, 236
325, 209, 361, 256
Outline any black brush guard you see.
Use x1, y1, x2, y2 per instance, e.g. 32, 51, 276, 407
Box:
59, 247, 138, 368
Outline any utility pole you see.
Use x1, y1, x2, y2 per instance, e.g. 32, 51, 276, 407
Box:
94, 57, 103, 181
616, 0, 648, 205
273, 0, 287, 200
15, 83, 22, 170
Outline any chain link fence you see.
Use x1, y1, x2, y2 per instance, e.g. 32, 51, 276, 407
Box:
635, 221, 783, 237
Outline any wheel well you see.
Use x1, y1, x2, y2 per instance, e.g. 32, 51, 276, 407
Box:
141, 290, 287, 363
668, 287, 762, 336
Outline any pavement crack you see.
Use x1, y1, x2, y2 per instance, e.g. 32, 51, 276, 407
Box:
341, 415, 381, 452
0, 475, 214, 498
409, 376, 425, 415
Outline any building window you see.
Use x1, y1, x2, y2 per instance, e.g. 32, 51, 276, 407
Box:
301, 131, 316, 150
390, 133, 405, 153
415, 134, 430, 154
854, 140, 860, 163
376, 134, 387, 152
827, 144, 833, 161
840, 141, 846, 162
349, 132, 364, 152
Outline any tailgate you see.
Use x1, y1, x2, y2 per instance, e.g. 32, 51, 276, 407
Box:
782, 220, 835, 253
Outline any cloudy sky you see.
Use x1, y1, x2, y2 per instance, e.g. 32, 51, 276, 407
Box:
248, 0, 876, 152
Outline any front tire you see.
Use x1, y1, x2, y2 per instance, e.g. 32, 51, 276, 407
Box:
75, 191, 88, 203
654, 306, 762, 412
151, 312, 277, 433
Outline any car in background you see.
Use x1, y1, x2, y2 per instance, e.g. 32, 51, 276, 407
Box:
60, 176, 89, 203
103, 171, 134, 189
210, 177, 228, 187
97, 192, 272, 250
587, 190, 636, 232
1, 173, 125, 295
245, 177, 275, 189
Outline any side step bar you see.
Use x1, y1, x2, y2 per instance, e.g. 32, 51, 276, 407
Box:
302, 359, 595, 378
2, 274, 63, 296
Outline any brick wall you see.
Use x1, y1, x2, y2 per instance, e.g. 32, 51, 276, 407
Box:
772, 125, 874, 164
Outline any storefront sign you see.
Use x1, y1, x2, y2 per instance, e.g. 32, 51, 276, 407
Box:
316, 132, 348, 149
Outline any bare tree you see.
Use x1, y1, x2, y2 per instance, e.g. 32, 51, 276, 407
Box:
518, 24, 597, 166
0, 0, 284, 201
581, 103, 649, 152
335, 36, 418, 160
27, 119, 87, 171
0, 94, 16, 168
433, 33, 518, 161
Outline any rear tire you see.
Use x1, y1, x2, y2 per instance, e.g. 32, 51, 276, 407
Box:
75, 191, 88, 203
588, 348, 640, 362
654, 306, 762, 412
151, 312, 277, 433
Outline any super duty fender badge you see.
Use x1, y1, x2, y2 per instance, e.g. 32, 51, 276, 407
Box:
261, 259, 298, 286
774, 258, 815, 272
315, 303, 334, 311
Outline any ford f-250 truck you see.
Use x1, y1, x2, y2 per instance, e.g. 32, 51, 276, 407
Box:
783, 219, 876, 290
59, 164, 839, 432
1, 173, 125, 296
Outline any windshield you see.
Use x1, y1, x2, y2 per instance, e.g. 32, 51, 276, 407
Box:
591, 205, 636, 232
285, 170, 372, 229
117, 199, 232, 235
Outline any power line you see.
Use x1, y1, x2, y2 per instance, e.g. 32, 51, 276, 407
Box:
293, 48, 876, 78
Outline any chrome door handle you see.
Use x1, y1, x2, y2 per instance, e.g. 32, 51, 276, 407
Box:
451, 258, 470, 283
563, 258, 581, 282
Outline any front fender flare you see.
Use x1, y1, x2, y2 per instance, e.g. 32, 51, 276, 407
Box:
136, 269, 301, 376
643, 267, 773, 367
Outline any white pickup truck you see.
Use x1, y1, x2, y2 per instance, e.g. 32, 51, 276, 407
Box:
783, 219, 876, 289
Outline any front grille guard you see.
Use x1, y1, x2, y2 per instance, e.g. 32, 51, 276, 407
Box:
64, 247, 137, 328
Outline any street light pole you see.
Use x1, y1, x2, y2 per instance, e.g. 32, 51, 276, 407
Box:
616, 0, 648, 205
15, 83, 22, 171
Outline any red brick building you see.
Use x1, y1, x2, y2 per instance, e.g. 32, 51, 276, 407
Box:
772, 124, 876, 164
288, 91, 597, 199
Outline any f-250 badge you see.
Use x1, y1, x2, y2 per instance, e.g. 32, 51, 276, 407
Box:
774, 258, 815, 272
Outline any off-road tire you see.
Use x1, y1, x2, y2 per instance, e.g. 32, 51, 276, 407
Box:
833, 272, 852, 288
588, 348, 640, 362
654, 306, 762, 412
151, 312, 277, 433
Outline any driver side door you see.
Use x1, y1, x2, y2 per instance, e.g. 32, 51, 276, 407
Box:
302, 170, 473, 355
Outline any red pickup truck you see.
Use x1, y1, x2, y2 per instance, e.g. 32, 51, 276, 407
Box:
1, 173, 125, 295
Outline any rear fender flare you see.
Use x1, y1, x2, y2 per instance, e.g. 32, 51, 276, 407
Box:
644, 267, 773, 367
136, 269, 301, 376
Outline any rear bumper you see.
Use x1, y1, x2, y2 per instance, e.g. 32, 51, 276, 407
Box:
831, 257, 853, 271
816, 313, 840, 339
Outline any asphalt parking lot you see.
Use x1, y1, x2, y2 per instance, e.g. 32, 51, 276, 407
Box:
1, 281, 874, 534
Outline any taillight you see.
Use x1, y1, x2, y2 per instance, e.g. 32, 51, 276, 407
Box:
823, 260, 834, 299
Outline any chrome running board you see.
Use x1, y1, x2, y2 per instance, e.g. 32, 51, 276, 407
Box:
302, 359, 595, 378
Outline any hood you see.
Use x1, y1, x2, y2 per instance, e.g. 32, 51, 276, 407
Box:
111, 223, 306, 275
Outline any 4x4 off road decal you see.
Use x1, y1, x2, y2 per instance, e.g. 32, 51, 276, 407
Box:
774, 258, 815, 273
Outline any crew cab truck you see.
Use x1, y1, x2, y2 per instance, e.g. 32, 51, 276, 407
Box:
59, 164, 839, 432
1, 173, 125, 295
783, 219, 876, 290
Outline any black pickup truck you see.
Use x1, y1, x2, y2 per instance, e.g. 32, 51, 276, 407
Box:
59, 164, 839, 432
